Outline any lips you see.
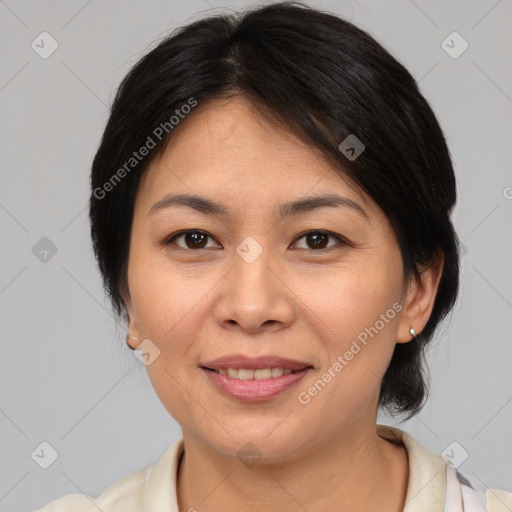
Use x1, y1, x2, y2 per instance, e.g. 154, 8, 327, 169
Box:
200, 354, 314, 401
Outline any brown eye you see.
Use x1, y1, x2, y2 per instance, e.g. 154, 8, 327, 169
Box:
165, 230, 219, 250
293, 231, 346, 251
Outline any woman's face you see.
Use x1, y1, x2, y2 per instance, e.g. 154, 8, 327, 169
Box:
125, 96, 419, 460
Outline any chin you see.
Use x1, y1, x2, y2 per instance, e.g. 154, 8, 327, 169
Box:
197, 423, 310, 464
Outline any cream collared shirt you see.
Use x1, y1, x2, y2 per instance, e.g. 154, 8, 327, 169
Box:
34, 424, 512, 511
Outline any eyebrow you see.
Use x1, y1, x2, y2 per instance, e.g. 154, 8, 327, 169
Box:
148, 192, 369, 221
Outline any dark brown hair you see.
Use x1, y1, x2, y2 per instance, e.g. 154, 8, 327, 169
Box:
89, 1, 460, 420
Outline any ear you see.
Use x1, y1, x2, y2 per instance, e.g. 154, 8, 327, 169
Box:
123, 288, 141, 350
396, 250, 444, 344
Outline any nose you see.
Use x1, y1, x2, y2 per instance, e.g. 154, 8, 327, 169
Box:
213, 239, 296, 335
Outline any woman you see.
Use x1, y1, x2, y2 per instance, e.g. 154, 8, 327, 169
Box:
36, 2, 511, 511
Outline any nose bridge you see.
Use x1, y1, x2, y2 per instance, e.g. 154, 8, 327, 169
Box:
214, 233, 295, 332
232, 234, 277, 304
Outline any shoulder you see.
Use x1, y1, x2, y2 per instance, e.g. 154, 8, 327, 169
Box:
453, 468, 512, 512
376, 424, 512, 512
484, 487, 512, 512
449, 464, 512, 512
33, 465, 148, 512
33, 440, 183, 512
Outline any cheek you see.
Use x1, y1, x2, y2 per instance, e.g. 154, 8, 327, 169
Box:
298, 259, 403, 407
294, 273, 401, 422
128, 249, 202, 337
127, 258, 206, 421
304, 263, 401, 341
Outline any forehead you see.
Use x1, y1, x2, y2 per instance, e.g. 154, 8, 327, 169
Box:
136, 96, 374, 218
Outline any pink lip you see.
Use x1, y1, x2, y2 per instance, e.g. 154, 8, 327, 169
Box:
202, 367, 312, 402
201, 354, 312, 371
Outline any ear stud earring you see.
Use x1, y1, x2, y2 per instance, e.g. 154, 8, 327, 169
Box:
409, 328, 416, 339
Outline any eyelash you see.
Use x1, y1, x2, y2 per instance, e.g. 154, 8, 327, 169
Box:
160, 229, 348, 252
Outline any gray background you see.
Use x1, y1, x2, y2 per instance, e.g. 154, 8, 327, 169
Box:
0, 0, 511, 510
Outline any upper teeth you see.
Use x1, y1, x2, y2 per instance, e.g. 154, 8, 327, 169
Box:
217, 368, 294, 380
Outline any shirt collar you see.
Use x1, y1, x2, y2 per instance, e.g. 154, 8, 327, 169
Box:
377, 424, 449, 512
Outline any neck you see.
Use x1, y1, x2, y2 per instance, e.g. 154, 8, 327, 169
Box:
177, 423, 409, 512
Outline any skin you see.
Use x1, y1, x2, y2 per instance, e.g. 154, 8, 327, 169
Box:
125, 96, 444, 511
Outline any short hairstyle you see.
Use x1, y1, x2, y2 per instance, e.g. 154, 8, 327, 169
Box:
89, 1, 460, 420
